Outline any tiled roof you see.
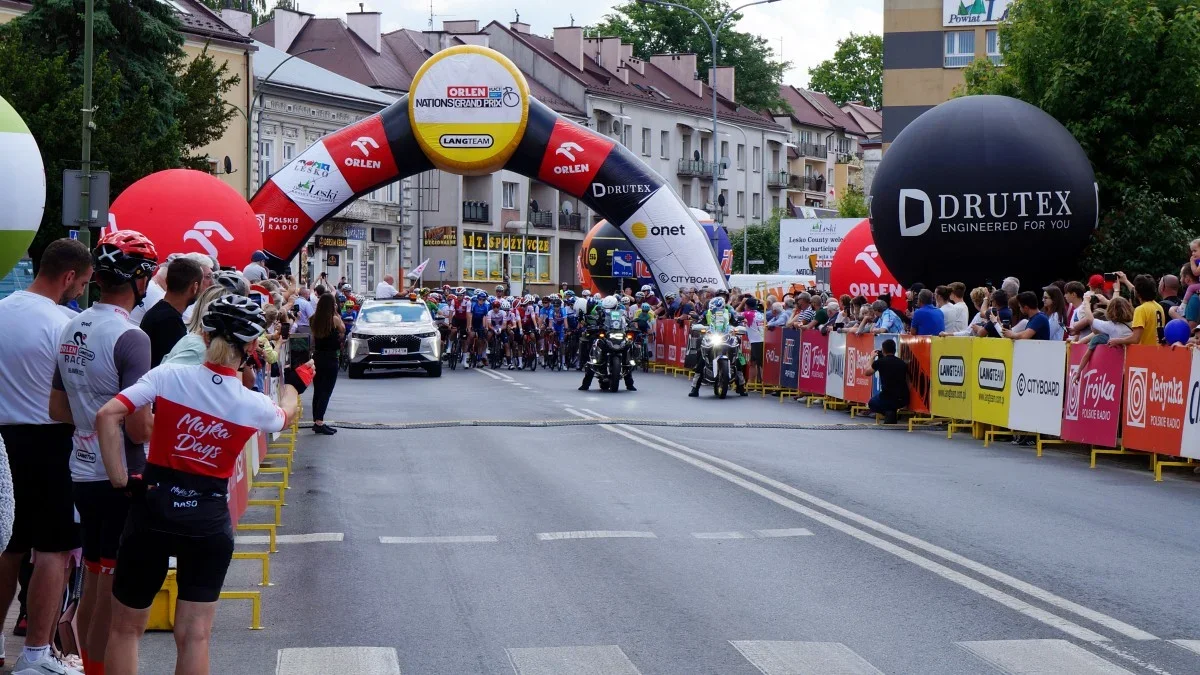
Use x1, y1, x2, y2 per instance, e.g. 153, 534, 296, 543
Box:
845, 102, 882, 130
493, 23, 783, 131
253, 40, 396, 106
776, 86, 867, 137
252, 17, 418, 92
806, 90, 866, 137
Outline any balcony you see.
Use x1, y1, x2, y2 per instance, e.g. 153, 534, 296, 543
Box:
529, 210, 554, 229
558, 212, 583, 231
677, 158, 721, 179
766, 170, 789, 189
802, 176, 826, 193
462, 200, 490, 224
836, 152, 864, 168
797, 143, 827, 159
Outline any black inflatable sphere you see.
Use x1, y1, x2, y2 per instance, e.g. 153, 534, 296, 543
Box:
870, 95, 1097, 290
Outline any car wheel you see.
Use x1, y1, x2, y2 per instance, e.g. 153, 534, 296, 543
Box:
425, 362, 443, 378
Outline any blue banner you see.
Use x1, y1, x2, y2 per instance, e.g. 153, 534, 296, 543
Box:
780, 328, 801, 390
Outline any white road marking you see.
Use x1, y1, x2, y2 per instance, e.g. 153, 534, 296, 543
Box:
730, 640, 884, 675
276, 647, 400, 675
378, 535, 498, 544
506, 645, 641, 675
474, 368, 504, 381
565, 408, 1111, 643
1170, 640, 1200, 656
957, 640, 1134, 674
536, 530, 657, 541
235, 532, 343, 545
691, 531, 748, 539
752, 528, 814, 538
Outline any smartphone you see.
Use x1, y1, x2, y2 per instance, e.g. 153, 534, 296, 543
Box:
1103, 272, 1118, 282
1002, 318, 1011, 329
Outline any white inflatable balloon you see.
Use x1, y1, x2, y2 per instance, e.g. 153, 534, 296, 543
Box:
0, 95, 45, 279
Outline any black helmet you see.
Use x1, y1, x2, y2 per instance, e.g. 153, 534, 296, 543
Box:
213, 270, 250, 296
202, 294, 265, 345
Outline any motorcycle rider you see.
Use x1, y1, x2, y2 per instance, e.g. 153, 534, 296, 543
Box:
688, 296, 748, 397
578, 295, 636, 392
576, 292, 602, 369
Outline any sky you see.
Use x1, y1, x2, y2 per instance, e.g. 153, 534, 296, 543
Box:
287, 0, 883, 88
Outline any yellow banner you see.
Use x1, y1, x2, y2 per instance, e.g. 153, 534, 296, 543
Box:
971, 337, 1013, 427
931, 337, 974, 421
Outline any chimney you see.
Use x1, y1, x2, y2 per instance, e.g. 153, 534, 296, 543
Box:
442, 19, 480, 34
585, 36, 622, 78
621, 44, 645, 75
708, 66, 735, 101
509, 21, 531, 34
220, 7, 252, 36
346, 9, 381, 52
552, 26, 584, 71
273, 7, 311, 53
650, 53, 702, 97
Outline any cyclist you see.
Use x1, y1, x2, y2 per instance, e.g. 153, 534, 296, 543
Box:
430, 293, 451, 352
499, 299, 519, 369
448, 289, 469, 366
517, 297, 539, 366
468, 291, 489, 367
632, 302, 655, 368
50, 231, 157, 675
95, 295, 298, 675
546, 295, 568, 366
485, 299, 507, 368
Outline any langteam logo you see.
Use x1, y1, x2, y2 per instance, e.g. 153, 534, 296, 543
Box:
938, 356, 965, 385
977, 358, 1006, 391
440, 134, 494, 148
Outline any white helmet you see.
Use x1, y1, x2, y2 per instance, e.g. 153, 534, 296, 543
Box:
708, 297, 726, 312
620, 296, 632, 305
500, 300, 512, 311
640, 284, 653, 294
581, 289, 592, 297
601, 296, 620, 310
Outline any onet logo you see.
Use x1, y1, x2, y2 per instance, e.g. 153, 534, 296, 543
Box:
351, 136, 379, 157
898, 188, 933, 237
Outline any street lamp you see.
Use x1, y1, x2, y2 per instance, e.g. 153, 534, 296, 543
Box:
636, 0, 779, 275
252, 47, 330, 188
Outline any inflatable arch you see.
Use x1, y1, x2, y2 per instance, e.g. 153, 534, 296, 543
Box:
249, 45, 728, 297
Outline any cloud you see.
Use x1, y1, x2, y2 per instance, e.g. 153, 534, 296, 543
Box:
285, 0, 882, 88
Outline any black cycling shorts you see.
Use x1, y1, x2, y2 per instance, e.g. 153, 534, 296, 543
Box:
1, 424, 80, 554
73, 480, 131, 573
452, 315, 467, 331
113, 500, 235, 608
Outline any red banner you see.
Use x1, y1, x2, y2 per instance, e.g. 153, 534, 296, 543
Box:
844, 333, 875, 404
1061, 343, 1124, 448
798, 330, 829, 394
899, 336, 932, 414
763, 327, 783, 387
670, 320, 687, 368
655, 320, 667, 363
228, 445, 250, 527
1122, 345, 1189, 456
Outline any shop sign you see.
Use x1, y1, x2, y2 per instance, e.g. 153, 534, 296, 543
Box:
423, 226, 458, 247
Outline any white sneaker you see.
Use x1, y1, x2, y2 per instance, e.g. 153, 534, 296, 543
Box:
13, 651, 83, 675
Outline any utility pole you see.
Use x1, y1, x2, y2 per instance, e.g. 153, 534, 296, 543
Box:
77, 0, 96, 308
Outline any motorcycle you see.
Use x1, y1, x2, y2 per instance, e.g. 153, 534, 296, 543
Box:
691, 315, 746, 399
588, 309, 636, 392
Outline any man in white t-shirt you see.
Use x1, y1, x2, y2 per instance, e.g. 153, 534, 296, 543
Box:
0, 239, 93, 675
375, 274, 400, 299
242, 250, 269, 283
293, 288, 315, 334
939, 282, 970, 334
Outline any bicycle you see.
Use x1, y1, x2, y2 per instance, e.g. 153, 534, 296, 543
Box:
488, 330, 505, 369
446, 327, 462, 371
523, 331, 539, 371
563, 328, 580, 371
543, 327, 563, 371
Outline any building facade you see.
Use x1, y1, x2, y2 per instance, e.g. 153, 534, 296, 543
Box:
882, 0, 1008, 144
772, 86, 867, 212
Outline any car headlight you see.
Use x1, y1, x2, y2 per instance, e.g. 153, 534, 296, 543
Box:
350, 337, 369, 358
414, 331, 438, 339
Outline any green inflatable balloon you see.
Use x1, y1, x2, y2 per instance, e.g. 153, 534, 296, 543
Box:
0, 95, 45, 280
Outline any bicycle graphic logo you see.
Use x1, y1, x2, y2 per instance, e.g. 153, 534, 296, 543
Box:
495, 86, 520, 107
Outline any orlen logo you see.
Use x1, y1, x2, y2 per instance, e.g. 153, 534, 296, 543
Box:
182, 221, 234, 259
344, 157, 382, 169
938, 356, 965, 385
977, 358, 1006, 391
447, 86, 490, 98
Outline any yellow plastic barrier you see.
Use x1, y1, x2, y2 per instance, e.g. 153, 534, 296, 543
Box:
147, 570, 178, 631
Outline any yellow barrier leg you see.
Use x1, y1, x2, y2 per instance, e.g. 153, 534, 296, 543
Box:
235, 523, 277, 553
218, 591, 264, 630
231, 551, 273, 586
257, 466, 290, 489
246, 499, 283, 527
264, 452, 293, 473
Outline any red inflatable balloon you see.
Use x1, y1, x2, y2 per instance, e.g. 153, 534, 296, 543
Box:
830, 219, 906, 311
109, 169, 263, 268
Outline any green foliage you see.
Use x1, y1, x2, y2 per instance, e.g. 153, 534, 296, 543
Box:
0, 0, 241, 257
836, 184, 868, 218
807, 33, 882, 108
591, 0, 790, 111
731, 208, 784, 273
958, 0, 1200, 276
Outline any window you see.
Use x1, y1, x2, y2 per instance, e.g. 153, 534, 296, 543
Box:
681, 184, 692, 207
641, 128, 651, 156
258, 139, 273, 180
752, 146, 761, 172
719, 189, 729, 213
622, 124, 632, 148
986, 29, 1003, 65
386, 182, 396, 203
836, 137, 851, 154
283, 141, 295, 162
660, 130, 670, 158
700, 186, 710, 208
502, 181, 518, 209
799, 130, 813, 144
771, 195, 780, 211
736, 191, 745, 216
945, 30, 975, 68
752, 192, 761, 218
720, 140, 729, 166
736, 144, 745, 169
682, 134, 691, 159
827, 169, 834, 184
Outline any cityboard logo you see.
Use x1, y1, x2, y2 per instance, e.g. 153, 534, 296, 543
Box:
656, 273, 721, 286
439, 134, 494, 148
938, 356, 965, 385
631, 222, 687, 239
977, 358, 1006, 391
1015, 373, 1060, 398
1126, 366, 1147, 428
899, 188, 1074, 237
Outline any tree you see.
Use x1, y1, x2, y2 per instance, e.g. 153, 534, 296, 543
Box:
957, 0, 1200, 276
807, 34, 882, 108
731, 208, 784, 274
836, 184, 868, 218
591, 0, 790, 111
0, 0, 240, 256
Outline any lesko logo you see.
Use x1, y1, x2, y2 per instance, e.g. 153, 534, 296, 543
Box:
408, 45, 530, 174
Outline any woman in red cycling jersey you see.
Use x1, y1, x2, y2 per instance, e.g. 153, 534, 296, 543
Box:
94, 295, 299, 675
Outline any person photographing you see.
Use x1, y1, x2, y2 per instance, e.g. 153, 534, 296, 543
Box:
865, 338, 908, 424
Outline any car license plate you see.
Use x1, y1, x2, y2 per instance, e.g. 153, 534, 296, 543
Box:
382, 347, 407, 355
